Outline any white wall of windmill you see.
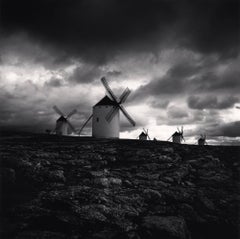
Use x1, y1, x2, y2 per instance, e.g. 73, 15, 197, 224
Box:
172, 135, 182, 143
92, 105, 120, 138
56, 121, 68, 135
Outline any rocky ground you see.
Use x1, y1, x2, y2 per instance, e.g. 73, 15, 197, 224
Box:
0, 133, 239, 239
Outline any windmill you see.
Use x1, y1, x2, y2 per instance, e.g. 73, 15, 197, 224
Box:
138, 128, 151, 140
53, 105, 77, 136
167, 126, 185, 143
79, 77, 135, 138
198, 134, 207, 145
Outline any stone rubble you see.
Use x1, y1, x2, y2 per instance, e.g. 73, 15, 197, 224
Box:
0, 134, 239, 239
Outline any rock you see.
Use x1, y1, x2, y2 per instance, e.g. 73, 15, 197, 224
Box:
109, 177, 122, 186
185, 181, 195, 187
162, 147, 174, 153
143, 189, 162, 202
199, 194, 215, 211
90, 170, 107, 177
123, 180, 132, 187
0, 135, 239, 239
157, 180, 170, 188
141, 216, 189, 239
106, 155, 117, 162
163, 176, 175, 183
48, 170, 66, 183
158, 155, 173, 163
94, 177, 110, 187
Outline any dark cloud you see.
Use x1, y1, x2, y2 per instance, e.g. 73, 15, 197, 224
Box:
107, 70, 122, 77
157, 107, 225, 127
0, 33, 73, 69
69, 64, 103, 84
167, 106, 189, 119
188, 95, 239, 109
44, 78, 63, 88
1, 0, 239, 63
215, 121, 240, 137
132, 61, 201, 100
132, 56, 240, 102
149, 99, 170, 109
198, 121, 240, 137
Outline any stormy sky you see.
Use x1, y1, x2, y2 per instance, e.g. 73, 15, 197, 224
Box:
0, 0, 239, 144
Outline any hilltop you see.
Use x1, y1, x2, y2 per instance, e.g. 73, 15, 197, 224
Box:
0, 134, 239, 239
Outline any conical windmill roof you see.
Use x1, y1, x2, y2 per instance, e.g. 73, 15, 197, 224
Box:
139, 132, 147, 137
172, 131, 182, 136
94, 95, 119, 107
57, 116, 67, 122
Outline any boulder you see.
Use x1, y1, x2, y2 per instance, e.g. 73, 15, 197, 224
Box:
143, 189, 162, 202
141, 216, 189, 239
48, 170, 66, 183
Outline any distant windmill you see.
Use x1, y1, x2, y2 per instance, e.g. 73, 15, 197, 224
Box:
138, 128, 151, 140
167, 126, 185, 143
53, 105, 77, 135
198, 134, 207, 145
79, 77, 136, 138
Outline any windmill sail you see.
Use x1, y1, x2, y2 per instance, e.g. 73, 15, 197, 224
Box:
101, 77, 118, 102
79, 114, 93, 135
143, 128, 151, 140
53, 105, 77, 135
118, 104, 136, 126
100, 77, 136, 127
53, 105, 64, 116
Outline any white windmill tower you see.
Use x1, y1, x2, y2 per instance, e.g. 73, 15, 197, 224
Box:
79, 77, 135, 138
53, 105, 77, 136
78, 77, 136, 138
138, 128, 151, 140
167, 126, 185, 143
198, 134, 207, 145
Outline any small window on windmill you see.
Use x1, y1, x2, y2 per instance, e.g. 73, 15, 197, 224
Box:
97, 117, 99, 122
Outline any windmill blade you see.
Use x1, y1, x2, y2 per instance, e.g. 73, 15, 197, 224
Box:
181, 126, 184, 134
101, 77, 118, 102
119, 104, 136, 126
119, 88, 131, 104
106, 106, 119, 122
143, 128, 151, 140
66, 120, 76, 133
167, 135, 172, 141
79, 114, 93, 135
53, 105, 64, 116
67, 109, 77, 118
182, 135, 185, 142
